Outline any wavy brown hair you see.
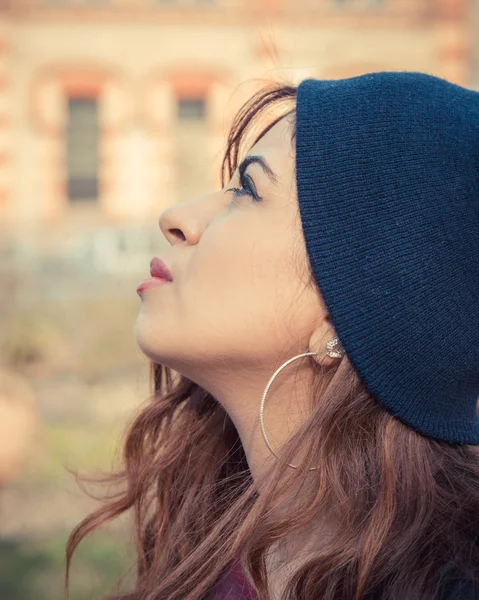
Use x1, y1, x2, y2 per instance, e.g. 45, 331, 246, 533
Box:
64, 80, 479, 600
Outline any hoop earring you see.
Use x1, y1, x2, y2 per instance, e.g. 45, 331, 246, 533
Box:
259, 337, 345, 470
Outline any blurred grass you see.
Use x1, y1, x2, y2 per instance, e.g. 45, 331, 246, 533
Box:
0, 528, 136, 600
21, 421, 127, 483
0, 287, 149, 599
0, 291, 144, 378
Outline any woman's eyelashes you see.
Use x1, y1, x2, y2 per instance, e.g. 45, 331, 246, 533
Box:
225, 171, 262, 202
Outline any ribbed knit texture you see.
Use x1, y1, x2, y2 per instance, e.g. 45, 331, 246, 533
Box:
295, 71, 479, 444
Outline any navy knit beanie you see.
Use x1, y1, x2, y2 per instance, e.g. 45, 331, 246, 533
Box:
295, 71, 479, 445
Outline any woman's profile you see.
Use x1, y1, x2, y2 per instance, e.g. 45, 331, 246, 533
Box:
64, 71, 479, 600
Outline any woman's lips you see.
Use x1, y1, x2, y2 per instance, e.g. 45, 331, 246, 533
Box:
136, 277, 171, 296
150, 257, 173, 281
137, 257, 174, 296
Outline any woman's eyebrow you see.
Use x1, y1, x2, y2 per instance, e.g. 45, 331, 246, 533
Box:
238, 155, 279, 186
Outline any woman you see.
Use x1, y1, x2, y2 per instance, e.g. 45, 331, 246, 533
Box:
65, 71, 479, 600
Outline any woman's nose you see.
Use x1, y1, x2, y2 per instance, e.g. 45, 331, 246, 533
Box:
158, 205, 188, 245
158, 191, 226, 246
158, 206, 185, 245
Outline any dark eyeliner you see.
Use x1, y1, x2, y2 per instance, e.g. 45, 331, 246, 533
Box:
226, 169, 262, 202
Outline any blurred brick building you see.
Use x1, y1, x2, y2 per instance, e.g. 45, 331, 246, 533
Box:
0, 0, 473, 277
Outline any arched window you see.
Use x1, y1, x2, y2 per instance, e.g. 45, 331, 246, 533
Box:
66, 96, 99, 202
175, 93, 209, 202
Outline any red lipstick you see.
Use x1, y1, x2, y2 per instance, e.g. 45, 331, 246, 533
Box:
136, 257, 173, 296
149, 257, 173, 281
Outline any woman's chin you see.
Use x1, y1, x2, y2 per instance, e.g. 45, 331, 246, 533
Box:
134, 317, 165, 363
134, 320, 184, 371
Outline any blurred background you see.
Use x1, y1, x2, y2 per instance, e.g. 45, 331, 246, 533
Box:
0, 0, 477, 598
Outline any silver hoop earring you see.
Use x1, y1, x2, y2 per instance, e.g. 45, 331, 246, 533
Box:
259, 337, 344, 470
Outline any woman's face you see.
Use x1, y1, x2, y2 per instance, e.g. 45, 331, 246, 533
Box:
135, 114, 327, 396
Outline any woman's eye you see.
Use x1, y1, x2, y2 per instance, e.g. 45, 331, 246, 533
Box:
226, 174, 262, 203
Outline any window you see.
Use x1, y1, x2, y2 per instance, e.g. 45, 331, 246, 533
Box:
156, 0, 216, 5
332, 0, 385, 6
177, 97, 206, 120
175, 95, 209, 202
66, 97, 99, 202
47, 0, 108, 5
333, 0, 371, 7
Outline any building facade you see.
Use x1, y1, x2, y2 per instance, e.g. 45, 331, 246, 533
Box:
0, 0, 472, 276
